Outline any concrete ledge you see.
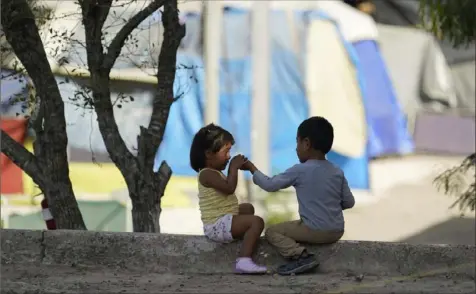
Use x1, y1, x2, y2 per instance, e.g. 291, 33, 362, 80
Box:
1, 229, 475, 276
1, 229, 43, 265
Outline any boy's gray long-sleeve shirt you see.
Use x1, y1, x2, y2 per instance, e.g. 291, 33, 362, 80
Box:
253, 160, 355, 231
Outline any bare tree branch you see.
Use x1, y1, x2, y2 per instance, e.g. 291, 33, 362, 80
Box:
434, 153, 476, 212
80, 0, 138, 172
1, 0, 70, 176
103, 0, 166, 70
137, 0, 185, 172
1, 130, 46, 188
80, 0, 112, 69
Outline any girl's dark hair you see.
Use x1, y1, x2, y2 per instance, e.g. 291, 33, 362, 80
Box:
190, 123, 235, 172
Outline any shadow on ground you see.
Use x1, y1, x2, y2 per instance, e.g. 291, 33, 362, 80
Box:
399, 217, 475, 245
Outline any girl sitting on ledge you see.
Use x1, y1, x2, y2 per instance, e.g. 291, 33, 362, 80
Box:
189, 123, 267, 274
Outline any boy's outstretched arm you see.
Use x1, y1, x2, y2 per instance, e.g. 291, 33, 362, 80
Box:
244, 161, 299, 192
341, 176, 355, 210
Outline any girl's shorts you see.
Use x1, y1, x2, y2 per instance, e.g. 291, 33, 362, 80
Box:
203, 214, 234, 243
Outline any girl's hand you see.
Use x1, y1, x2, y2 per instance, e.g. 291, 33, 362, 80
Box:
230, 154, 246, 170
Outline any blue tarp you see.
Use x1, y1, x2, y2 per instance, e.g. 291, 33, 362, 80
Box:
304, 10, 371, 190
352, 41, 414, 157
60, 53, 204, 159
5, 6, 413, 191
155, 55, 205, 173
154, 8, 373, 189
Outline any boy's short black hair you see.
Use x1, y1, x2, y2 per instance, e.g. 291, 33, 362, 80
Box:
190, 123, 235, 172
297, 116, 334, 154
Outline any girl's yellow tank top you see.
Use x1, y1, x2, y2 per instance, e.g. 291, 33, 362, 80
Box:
198, 168, 239, 225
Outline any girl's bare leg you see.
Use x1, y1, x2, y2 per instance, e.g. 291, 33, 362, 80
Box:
231, 215, 267, 274
231, 215, 264, 256
238, 203, 255, 215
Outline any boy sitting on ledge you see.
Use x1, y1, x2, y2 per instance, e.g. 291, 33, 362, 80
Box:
241, 116, 355, 275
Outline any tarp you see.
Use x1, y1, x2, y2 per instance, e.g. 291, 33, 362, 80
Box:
1, 69, 29, 195
50, 3, 414, 190
0, 119, 28, 194
59, 53, 204, 169
352, 0, 475, 115
352, 40, 414, 156
305, 19, 367, 158
377, 24, 457, 132
307, 4, 413, 158
159, 7, 374, 189
13, 2, 417, 191
370, 0, 475, 65
314, 1, 378, 43
451, 61, 476, 114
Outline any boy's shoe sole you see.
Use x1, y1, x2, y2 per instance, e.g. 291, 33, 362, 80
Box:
277, 259, 320, 276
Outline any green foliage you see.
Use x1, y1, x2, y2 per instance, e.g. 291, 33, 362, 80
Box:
420, 1, 475, 211
419, 0, 476, 48
421, 0, 475, 212
434, 153, 476, 212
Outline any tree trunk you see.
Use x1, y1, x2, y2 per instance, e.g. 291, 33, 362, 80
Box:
1, 0, 86, 230
130, 0, 184, 232
43, 184, 85, 229
127, 161, 172, 233
34, 131, 87, 229
130, 195, 161, 233
79, 0, 183, 232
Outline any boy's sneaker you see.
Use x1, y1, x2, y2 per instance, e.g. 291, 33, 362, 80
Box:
277, 251, 320, 275
235, 257, 268, 275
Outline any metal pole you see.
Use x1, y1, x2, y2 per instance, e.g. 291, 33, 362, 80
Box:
204, 1, 222, 125
251, 1, 271, 195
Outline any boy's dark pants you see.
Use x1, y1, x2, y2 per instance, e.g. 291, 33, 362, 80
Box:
265, 220, 343, 258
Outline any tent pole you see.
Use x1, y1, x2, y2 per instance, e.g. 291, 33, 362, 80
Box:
125, 197, 132, 232
251, 1, 271, 198
204, 1, 222, 125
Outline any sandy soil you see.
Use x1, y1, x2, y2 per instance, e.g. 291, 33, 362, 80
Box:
1, 264, 474, 294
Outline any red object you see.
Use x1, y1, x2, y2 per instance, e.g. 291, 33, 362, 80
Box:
41, 198, 56, 230
1, 118, 28, 194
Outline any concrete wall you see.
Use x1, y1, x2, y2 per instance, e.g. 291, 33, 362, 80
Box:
1, 229, 474, 277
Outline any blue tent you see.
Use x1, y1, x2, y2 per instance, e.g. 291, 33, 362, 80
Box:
352, 40, 414, 158
153, 8, 373, 190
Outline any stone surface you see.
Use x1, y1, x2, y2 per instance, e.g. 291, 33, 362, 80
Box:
1, 264, 475, 294
1, 229, 475, 277
0, 229, 43, 265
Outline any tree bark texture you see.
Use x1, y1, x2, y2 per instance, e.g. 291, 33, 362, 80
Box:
1, 0, 86, 229
80, 0, 184, 232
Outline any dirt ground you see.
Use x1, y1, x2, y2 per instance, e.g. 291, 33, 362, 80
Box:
1, 264, 474, 294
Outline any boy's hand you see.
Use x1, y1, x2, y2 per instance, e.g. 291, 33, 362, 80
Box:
240, 160, 253, 171
240, 160, 257, 173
